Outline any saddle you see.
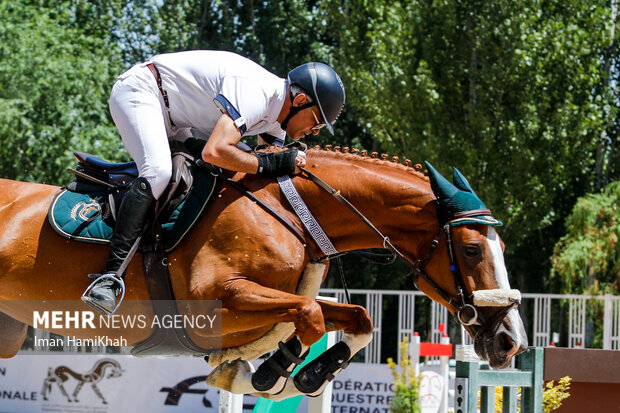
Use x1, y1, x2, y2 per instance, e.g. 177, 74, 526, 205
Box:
49, 141, 217, 252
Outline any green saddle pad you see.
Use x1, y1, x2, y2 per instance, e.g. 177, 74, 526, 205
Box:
48, 169, 218, 253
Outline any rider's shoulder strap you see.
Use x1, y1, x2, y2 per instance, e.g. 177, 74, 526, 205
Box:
214, 94, 247, 135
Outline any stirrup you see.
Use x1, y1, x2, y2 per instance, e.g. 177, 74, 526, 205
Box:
81, 274, 126, 317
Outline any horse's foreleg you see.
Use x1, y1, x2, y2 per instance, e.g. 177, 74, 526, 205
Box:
241, 300, 373, 401
0, 311, 27, 358
206, 280, 325, 395
72, 381, 84, 403
219, 280, 326, 347
91, 383, 108, 405
250, 336, 308, 394
56, 381, 73, 402
259, 300, 373, 400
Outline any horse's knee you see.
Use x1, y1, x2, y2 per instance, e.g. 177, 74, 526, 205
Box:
352, 306, 373, 335
341, 306, 374, 360
294, 299, 325, 346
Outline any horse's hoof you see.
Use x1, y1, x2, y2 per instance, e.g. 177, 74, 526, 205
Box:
206, 359, 255, 394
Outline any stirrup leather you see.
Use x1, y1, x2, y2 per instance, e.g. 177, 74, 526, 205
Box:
81, 274, 126, 316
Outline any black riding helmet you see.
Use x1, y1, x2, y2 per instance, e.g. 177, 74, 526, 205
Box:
280, 62, 345, 135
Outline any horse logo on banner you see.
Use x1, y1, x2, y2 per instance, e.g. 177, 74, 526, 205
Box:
41, 358, 123, 404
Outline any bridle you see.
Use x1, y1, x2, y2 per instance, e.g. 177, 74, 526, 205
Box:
410, 216, 520, 340
299, 167, 520, 340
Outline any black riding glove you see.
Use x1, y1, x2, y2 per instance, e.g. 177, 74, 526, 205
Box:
256, 149, 298, 178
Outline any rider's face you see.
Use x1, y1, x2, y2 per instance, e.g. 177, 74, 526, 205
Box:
285, 95, 324, 140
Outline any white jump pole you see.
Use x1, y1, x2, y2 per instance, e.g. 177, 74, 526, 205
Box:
439, 334, 450, 413
219, 390, 244, 413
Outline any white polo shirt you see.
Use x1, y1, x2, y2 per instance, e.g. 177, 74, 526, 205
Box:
151, 50, 287, 142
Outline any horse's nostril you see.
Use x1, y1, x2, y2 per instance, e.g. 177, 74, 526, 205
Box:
495, 332, 514, 355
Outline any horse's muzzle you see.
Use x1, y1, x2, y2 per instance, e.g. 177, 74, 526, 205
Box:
473, 309, 528, 369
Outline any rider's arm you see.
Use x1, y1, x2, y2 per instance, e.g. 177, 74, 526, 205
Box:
202, 114, 302, 177
202, 115, 259, 173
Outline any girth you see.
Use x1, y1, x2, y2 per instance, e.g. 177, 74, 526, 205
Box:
131, 241, 212, 357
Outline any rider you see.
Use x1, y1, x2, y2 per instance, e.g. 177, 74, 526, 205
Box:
81, 50, 346, 315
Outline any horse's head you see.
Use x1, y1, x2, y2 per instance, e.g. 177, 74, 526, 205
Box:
412, 162, 528, 368
98, 359, 124, 379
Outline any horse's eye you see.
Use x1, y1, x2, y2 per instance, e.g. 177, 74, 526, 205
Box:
465, 246, 479, 257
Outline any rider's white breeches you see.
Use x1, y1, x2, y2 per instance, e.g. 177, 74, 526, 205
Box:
108, 64, 180, 199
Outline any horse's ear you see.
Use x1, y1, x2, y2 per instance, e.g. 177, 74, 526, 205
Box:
452, 167, 477, 195
425, 161, 459, 203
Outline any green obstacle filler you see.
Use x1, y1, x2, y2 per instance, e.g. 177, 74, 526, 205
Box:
454, 347, 544, 413
253, 333, 330, 413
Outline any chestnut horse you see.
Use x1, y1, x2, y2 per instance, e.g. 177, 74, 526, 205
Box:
0, 147, 527, 400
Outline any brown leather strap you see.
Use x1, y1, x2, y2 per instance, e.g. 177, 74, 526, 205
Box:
146, 63, 176, 127
448, 209, 492, 219
146, 63, 169, 107
147, 64, 181, 132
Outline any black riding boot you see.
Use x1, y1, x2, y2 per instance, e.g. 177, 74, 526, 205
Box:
82, 177, 155, 315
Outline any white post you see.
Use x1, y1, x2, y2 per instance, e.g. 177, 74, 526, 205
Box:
218, 390, 244, 413
603, 295, 612, 349
439, 335, 450, 413
410, 332, 421, 374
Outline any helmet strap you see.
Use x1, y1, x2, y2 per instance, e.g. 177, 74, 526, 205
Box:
280, 96, 315, 132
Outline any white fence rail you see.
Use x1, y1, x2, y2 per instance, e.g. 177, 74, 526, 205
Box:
317, 289, 620, 363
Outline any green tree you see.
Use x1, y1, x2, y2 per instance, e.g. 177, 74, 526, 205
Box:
551, 180, 620, 294
0, 0, 126, 185
320, 0, 619, 291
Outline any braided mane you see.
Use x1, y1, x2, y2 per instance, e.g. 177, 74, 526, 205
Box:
307, 144, 428, 181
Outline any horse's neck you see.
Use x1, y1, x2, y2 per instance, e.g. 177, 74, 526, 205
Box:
94, 361, 115, 375
297, 151, 437, 254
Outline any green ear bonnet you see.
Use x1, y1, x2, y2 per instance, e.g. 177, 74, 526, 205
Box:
425, 161, 502, 227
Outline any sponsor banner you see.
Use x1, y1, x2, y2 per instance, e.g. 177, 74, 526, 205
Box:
0, 355, 419, 412
0, 354, 235, 412
330, 363, 395, 413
